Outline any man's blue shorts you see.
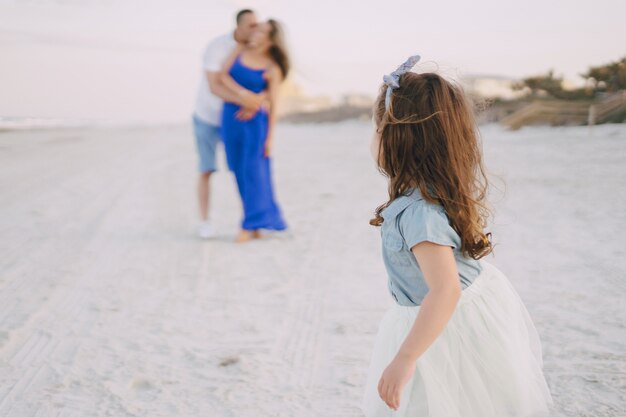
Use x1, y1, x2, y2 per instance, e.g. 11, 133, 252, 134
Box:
193, 115, 221, 173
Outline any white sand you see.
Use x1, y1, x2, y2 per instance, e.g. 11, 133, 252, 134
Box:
0, 122, 624, 416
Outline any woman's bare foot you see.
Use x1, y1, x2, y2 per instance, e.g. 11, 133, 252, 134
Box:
252, 230, 262, 239
235, 230, 254, 243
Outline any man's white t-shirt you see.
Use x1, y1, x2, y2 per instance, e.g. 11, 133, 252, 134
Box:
193, 33, 238, 126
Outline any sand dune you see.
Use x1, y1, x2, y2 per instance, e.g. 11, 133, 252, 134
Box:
0, 122, 624, 416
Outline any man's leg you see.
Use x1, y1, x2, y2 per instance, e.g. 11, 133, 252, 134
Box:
193, 116, 219, 238
198, 171, 212, 221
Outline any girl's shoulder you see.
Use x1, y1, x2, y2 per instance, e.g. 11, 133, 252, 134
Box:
381, 189, 444, 221
395, 197, 459, 250
400, 199, 449, 226
381, 189, 458, 247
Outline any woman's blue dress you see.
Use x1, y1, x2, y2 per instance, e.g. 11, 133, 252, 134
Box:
221, 55, 287, 231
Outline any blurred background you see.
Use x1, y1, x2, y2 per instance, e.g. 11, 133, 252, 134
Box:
1, 1, 625, 417
2, 0, 625, 127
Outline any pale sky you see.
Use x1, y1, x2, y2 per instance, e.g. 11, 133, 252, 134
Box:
1, 0, 624, 124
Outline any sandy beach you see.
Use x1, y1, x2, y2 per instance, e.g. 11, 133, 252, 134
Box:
0, 121, 624, 417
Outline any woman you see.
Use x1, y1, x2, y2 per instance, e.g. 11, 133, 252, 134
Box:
218, 19, 289, 243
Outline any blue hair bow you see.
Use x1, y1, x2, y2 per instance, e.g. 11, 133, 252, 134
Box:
383, 55, 421, 110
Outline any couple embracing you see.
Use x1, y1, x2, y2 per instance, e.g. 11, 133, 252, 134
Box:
193, 9, 288, 242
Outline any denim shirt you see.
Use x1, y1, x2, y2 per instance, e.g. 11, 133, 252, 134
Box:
380, 189, 483, 306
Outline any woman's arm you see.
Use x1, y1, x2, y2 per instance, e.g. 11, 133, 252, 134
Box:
378, 242, 461, 410
263, 66, 282, 157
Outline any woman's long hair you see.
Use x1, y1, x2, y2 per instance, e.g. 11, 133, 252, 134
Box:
370, 72, 492, 260
267, 19, 290, 80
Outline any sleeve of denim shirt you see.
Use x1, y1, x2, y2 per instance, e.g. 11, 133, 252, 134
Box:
398, 201, 458, 250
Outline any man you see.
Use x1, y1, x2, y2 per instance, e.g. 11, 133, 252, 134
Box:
193, 9, 265, 238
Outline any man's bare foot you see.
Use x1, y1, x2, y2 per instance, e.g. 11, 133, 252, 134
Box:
252, 230, 262, 239
235, 230, 254, 243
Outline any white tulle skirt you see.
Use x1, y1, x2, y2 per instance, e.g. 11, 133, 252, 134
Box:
362, 262, 553, 417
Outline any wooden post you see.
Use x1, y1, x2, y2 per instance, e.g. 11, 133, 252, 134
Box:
588, 104, 596, 136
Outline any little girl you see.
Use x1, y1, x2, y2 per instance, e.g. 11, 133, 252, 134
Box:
362, 56, 553, 417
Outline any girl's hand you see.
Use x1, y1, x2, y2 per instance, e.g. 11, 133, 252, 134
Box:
264, 138, 273, 157
377, 354, 416, 410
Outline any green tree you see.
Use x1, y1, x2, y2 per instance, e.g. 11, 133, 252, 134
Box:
513, 70, 565, 98
582, 56, 626, 92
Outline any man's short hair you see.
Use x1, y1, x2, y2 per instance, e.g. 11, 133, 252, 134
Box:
236, 9, 254, 25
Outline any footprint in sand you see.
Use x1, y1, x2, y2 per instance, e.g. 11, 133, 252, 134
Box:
130, 376, 160, 401
218, 356, 240, 367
